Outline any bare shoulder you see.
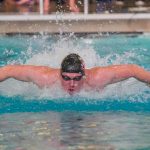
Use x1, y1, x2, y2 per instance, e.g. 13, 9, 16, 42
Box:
16, 65, 60, 81
85, 66, 112, 76
85, 67, 114, 88
28, 65, 60, 77
85, 67, 112, 79
87, 64, 136, 73
86, 64, 136, 78
23, 65, 60, 87
29, 65, 56, 72
85, 64, 136, 88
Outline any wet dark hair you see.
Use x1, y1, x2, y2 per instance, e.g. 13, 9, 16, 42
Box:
61, 53, 85, 75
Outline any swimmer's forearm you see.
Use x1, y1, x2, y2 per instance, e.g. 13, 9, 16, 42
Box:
0, 66, 10, 81
106, 64, 150, 85
0, 65, 32, 82
132, 65, 150, 83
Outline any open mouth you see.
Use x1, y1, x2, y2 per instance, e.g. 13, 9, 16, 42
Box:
68, 88, 75, 94
69, 88, 74, 92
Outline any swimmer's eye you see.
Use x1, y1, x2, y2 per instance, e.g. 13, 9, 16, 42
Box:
61, 75, 83, 81
73, 76, 82, 81
62, 75, 71, 81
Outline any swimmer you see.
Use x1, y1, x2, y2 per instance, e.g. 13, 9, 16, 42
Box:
0, 53, 150, 95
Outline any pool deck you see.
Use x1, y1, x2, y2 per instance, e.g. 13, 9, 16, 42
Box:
0, 13, 150, 33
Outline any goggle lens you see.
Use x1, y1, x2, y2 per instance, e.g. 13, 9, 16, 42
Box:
62, 75, 83, 81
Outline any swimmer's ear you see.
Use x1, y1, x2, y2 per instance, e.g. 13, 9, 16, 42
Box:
80, 59, 85, 70
81, 63, 85, 70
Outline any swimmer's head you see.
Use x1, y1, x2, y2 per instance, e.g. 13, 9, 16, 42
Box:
60, 53, 85, 95
61, 53, 85, 76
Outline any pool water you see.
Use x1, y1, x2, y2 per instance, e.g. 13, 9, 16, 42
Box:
0, 33, 150, 150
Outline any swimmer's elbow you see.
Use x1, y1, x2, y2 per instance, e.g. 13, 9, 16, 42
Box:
0, 65, 13, 81
131, 64, 144, 76
131, 64, 150, 83
130, 64, 139, 77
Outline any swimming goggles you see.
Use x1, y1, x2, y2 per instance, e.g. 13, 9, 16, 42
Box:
61, 74, 83, 81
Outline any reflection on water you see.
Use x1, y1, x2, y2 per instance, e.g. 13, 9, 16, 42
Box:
0, 111, 150, 150
59, 112, 115, 149
0, 34, 150, 150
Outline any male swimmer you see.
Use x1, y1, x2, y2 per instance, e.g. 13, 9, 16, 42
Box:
0, 53, 150, 95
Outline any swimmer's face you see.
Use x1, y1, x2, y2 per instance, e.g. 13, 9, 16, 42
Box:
61, 72, 84, 95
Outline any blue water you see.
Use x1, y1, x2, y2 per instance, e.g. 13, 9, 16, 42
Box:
0, 34, 150, 150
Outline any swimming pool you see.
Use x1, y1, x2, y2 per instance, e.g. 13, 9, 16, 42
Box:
0, 33, 150, 149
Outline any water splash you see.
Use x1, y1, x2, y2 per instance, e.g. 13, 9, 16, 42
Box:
0, 34, 149, 102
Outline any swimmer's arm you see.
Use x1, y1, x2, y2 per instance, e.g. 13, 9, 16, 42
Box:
108, 64, 150, 84
0, 65, 45, 82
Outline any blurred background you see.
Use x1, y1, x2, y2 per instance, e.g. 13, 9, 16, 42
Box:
0, 0, 150, 14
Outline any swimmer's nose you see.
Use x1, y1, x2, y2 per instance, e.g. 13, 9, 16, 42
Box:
70, 80, 75, 86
